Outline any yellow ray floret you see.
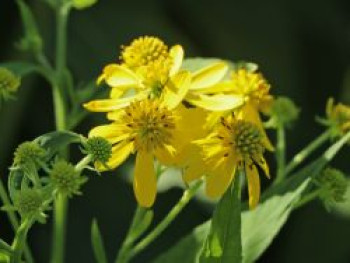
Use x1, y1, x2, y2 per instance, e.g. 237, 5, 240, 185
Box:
194, 114, 271, 209
88, 98, 189, 207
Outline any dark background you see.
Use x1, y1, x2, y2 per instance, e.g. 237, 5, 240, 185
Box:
1, 0, 350, 262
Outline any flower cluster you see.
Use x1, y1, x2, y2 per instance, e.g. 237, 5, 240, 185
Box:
84, 36, 275, 208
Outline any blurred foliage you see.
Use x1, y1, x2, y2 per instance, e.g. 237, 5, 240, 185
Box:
0, 0, 350, 262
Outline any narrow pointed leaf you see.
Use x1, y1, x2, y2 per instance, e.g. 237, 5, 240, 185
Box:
91, 219, 108, 263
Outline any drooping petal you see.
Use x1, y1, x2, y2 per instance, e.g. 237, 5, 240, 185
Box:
100, 64, 142, 88
186, 93, 244, 111
133, 152, 157, 208
254, 155, 270, 179
205, 163, 235, 198
169, 45, 184, 76
245, 163, 261, 209
182, 145, 207, 183
162, 71, 191, 110
237, 103, 274, 151
96, 142, 133, 171
190, 62, 228, 90
110, 88, 124, 99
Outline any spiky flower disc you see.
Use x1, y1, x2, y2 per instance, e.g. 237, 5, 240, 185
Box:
50, 160, 87, 197
121, 36, 169, 68
14, 188, 44, 218
85, 137, 112, 163
13, 142, 46, 167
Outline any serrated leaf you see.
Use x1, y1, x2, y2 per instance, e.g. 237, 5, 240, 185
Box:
199, 177, 242, 263
91, 219, 108, 263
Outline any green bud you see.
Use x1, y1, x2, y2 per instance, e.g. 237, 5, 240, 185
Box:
14, 188, 45, 219
316, 167, 348, 210
0, 68, 20, 104
83, 137, 112, 164
266, 96, 300, 128
72, 0, 98, 9
13, 142, 46, 168
50, 160, 87, 197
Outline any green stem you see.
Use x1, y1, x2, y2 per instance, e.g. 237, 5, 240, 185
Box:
115, 207, 145, 263
0, 179, 34, 263
11, 218, 32, 263
293, 189, 323, 209
274, 124, 286, 184
51, 3, 71, 263
75, 155, 93, 172
285, 130, 331, 175
129, 180, 203, 260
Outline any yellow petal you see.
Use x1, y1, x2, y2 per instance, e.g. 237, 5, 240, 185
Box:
245, 163, 261, 209
182, 145, 207, 183
187, 93, 244, 111
101, 64, 142, 88
169, 45, 184, 76
89, 123, 124, 141
192, 81, 234, 94
84, 93, 146, 112
162, 71, 191, 110
110, 88, 124, 99
206, 163, 235, 198
254, 156, 270, 179
133, 152, 157, 207
96, 142, 133, 171
190, 62, 228, 90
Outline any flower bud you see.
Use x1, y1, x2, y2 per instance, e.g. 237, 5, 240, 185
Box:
72, 0, 98, 9
325, 98, 350, 137
50, 160, 87, 197
266, 96, 300, 128
14, 188, 45, 219
0, 68, 20, 104
83, 137, 112, 164
316, 167, 348, 210
13, 142, 46, 168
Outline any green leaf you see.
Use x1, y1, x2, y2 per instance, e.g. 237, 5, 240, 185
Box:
241, 179, 309, 263
0, 62, 39, 76
153, 179, 309, 263
91, 219, 108, 263
199, 178, 241, 263
34, 131, 83, 157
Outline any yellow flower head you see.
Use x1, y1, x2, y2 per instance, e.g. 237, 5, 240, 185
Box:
326, 97, 350, 135
230, 69, 273, 112
85, 36, 190, 114
121, 36, 169, 69
89, 98, 182, 207
196, 114, 271, 208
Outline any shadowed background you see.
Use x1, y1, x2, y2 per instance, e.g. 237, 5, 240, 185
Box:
0, 0, 350, 262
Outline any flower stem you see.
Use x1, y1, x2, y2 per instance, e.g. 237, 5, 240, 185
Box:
285, 130, 331, 175
129, 180, 203, 260
293, 189, 323, 209
10, 218, 32, 263
274, 124, 286, 184
75, 155, 93, 172
51, 3, 71, 263
0, 179, 34, 263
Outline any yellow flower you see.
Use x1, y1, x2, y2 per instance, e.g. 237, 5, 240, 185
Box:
188, 68, 274, 150
193, 114, 271, 209
84, 36, 189, 114
88, 98, 201, 207
326, 97, 350, 135
84, 36, 229, 116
